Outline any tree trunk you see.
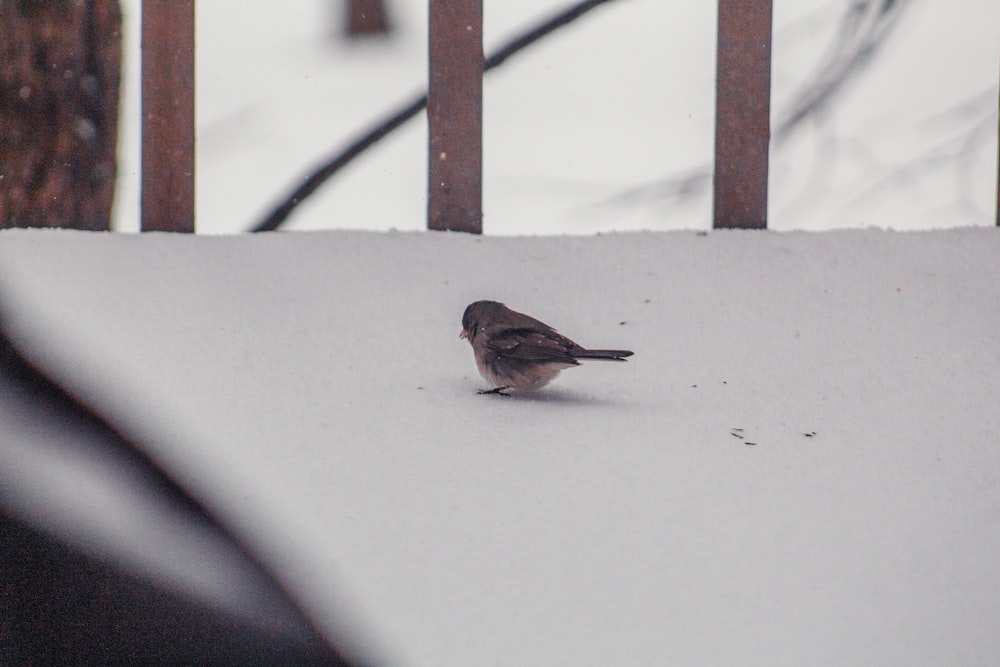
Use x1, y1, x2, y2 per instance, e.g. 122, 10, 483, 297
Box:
0, 0, 122, 230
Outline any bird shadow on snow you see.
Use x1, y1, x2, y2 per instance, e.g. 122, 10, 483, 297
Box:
468, 385, 628, 408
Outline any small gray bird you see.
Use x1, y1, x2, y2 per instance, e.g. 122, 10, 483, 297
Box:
460, 300, 633, 395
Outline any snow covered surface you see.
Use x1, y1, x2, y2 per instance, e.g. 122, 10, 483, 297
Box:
2, 226, 999, 665
112, 0, 1000, 234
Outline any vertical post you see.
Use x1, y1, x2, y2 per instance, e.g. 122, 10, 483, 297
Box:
713, 0, 772, 230
142, 0, 195, 233
427, 0, 483, 233
346, 0, 391, 37
996, 60, 999, 226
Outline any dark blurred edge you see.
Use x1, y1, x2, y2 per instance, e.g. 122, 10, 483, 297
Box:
0, 513, 343, 666
0, 332, 352, 665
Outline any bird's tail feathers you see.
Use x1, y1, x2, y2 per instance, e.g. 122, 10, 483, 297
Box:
575, 349, 633, 361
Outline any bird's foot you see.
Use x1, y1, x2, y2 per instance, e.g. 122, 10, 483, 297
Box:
477, 386, 511, 396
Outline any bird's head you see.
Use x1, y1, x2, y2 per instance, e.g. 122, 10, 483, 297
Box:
460, 300, 505, 342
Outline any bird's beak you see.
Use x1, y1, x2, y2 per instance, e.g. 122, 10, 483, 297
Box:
459, 329, 468, 340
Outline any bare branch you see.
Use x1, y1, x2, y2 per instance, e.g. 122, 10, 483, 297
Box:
774, 0, 912, 145
250, 0, 618, 233
603, 0, 949, 222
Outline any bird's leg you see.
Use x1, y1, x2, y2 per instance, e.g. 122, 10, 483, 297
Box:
477, 386, 511, 396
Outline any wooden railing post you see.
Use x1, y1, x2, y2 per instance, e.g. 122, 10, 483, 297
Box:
713, 0, 773, 230
346, 0, 391, 37
427, 0, 483, 233
141, 0, 195, 233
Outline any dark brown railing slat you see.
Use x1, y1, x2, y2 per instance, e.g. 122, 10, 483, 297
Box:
141, 0, 195, 233
427, 0, 483, 233
713, 0, 773, 230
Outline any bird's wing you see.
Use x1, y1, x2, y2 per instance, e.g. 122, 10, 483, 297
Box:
484, 326, 580, 365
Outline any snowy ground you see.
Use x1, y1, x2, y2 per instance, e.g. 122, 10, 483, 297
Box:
112, 0, 1000, 234
7, 0, 1000, 662
1, 226, 999, 664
